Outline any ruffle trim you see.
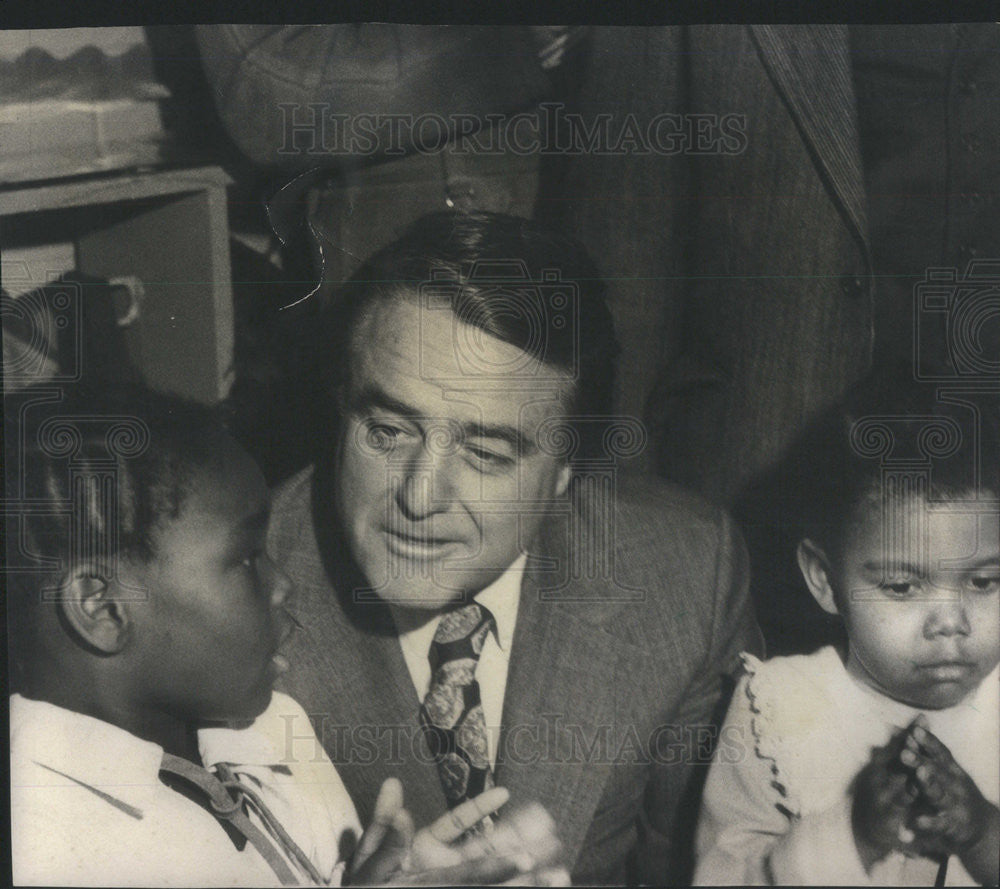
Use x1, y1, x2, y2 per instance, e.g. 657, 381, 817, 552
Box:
740, 651, 801, 819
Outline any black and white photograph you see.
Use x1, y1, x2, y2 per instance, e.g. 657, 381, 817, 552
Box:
3, 4, 999, 886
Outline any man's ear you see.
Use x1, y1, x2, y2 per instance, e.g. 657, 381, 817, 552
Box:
796, 539, 840, 615
58, 569, 132, 654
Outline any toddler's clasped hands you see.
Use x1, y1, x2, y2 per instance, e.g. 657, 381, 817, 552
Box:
853, 715, 1000, 885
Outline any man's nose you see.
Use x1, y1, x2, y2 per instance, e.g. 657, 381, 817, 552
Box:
922, 586, 972, 638
394, 447, 455, 521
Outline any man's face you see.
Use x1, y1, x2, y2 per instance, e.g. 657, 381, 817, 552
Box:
335, 295, 573, 610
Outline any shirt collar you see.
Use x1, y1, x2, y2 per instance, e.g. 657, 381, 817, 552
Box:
11, 691, 287, 794
10, 693, 165, 798
390, 552, 526, 654
473, 552, 525, 653
198, 693, 282, 769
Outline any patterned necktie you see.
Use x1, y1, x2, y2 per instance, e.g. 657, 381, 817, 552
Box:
419, 602, 496, 809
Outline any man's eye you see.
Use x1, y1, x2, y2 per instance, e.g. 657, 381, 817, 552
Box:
970, 575, 1000, 593
365, 422, 403, 451
880, 580, 916, 597
465, 445, 514, 470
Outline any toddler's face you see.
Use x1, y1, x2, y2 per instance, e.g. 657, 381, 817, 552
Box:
834, 494, 999, 709
127, 440, 293, 724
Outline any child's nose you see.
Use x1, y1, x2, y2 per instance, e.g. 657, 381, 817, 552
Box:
264, 555, 293, 607
922, 588, 972, 638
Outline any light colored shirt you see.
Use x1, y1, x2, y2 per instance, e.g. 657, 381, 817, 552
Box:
10, 691, 361, 887
695, 646, 1000, 886
390, 554, 525, 768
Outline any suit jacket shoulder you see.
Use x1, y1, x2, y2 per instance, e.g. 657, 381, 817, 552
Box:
268, 465, 315, 561
556, 471, 752, 671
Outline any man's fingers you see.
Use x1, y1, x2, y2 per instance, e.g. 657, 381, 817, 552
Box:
351, 812, 416, 885
392, 805, 416, 848
375, 777, 405, 821
402, 854, 525, 885
500, 866, 572, 886
355, 777, 406, 867
427, 787, 510, 843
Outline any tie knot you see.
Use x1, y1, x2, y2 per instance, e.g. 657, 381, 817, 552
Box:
429, 601, 494, 672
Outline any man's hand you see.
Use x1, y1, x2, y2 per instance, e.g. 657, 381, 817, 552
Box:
404, 797, 568, 885
900, 717, 1000, 886
348, 779, 567, 885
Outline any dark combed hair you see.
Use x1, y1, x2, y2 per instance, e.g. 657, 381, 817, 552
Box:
5, 382, 233, 679
318, 210, 620, 463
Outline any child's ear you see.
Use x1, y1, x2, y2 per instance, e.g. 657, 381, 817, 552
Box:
797, 539, 840, 615
58, 569, 132, 654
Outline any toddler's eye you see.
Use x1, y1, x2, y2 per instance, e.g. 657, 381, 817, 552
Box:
880, 580, 916, 597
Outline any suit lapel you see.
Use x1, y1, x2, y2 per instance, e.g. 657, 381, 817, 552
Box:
310, 601, 447, 828
498, 550, 623, 870
749, 24, 869, 251
281, 473, 447, 828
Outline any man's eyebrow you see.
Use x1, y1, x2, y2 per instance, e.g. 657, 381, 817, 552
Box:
461, 421, 536, 455
863, 556, 1000, 573
963, 555, 1000, 570
862, 560, 923, 575
349, 384, 422, 420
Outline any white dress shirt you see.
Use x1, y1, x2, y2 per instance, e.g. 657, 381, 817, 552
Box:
390, 554, 525, 769
10, 691, 361, 887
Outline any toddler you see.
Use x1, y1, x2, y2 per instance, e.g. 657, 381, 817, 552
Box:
695, 380, 999, 885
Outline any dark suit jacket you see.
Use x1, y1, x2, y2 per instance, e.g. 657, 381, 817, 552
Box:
557, 25, 873, 503
269, 465, 761, 884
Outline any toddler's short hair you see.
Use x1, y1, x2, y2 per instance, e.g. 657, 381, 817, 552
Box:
780, 374, 998, 564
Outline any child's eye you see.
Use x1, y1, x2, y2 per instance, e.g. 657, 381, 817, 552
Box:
880, 580, 916, 597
